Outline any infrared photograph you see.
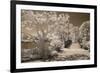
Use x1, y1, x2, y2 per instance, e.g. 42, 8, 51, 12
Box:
21, 10, 90, 63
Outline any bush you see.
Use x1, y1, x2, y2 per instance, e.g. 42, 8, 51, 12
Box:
64, 40, 72, 48
21, 49, 33, 62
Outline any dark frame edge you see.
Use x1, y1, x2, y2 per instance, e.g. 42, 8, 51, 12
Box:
10, 1, 16, 73
12, 0, 97, 9
94, 6, 97, 67
15, 64, 97, 72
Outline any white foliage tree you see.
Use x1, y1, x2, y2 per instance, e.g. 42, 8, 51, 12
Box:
21, 10, 77, 60
79, 21, 90, 50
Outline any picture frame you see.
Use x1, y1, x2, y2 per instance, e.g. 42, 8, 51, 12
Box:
10, 0, 97, 72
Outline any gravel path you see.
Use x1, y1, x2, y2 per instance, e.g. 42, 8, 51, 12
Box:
56, 43, 90, 61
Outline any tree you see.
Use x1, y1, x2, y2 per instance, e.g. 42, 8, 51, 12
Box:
72, 26, 79, 43
79, 21, 90, 50
21, 10, 72, 60
79, 21, 90, 41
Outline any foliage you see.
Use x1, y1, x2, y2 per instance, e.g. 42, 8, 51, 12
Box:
21, 10, 90, 61
79, 21, 90, 50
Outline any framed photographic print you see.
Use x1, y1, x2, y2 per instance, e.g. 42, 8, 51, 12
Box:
10, 0, 97, 72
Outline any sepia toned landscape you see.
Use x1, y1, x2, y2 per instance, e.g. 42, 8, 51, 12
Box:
21, 10, 90, 62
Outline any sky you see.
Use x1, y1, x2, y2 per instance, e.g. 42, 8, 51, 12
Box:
67, 12, 90, 26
